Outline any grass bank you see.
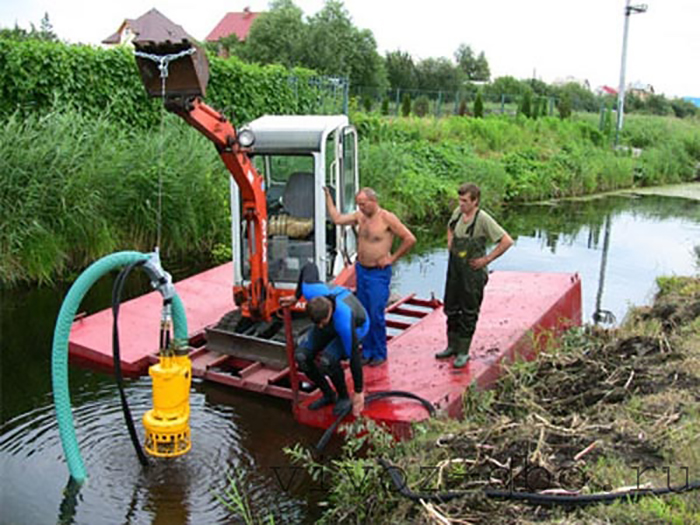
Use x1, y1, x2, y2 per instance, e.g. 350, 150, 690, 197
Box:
356, 112, 700, 223
287, 275, 700, 523
2, 108, 698, 284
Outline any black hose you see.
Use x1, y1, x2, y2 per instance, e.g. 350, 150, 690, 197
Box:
313, 391, 700, 508
112, 261, 149, 467
314, 390, 436, 453
378, 458, 700, 507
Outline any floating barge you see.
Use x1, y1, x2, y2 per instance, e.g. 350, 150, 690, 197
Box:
69, 263, 581, 436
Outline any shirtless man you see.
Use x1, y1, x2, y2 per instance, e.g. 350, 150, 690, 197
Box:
324, 187, 416, 366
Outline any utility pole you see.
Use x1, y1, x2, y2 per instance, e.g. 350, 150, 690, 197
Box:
615, 0, 648, 146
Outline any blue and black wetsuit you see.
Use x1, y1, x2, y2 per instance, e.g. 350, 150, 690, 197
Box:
294, 264, 369, 400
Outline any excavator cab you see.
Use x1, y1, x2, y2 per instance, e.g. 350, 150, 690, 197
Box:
207, 117, 360, 367
233, 116, 359, 290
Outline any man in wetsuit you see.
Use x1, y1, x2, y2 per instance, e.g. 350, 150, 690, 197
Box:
281, 263, 369, 416
324, 187, 416, 366
435, 183, 513, 368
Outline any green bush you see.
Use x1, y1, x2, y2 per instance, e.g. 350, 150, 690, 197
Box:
519, 89, 533, 118
380, 97, 389, 115
0, 38, 321, 128
401, 93, 411, 117
413, 95, 430, 117
474, 91, 484, 118
557, 92, 572, 119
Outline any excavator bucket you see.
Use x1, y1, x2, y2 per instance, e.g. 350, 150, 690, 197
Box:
131, 8, 209, 98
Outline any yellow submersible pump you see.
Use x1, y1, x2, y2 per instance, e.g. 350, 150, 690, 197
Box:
143, 297, 192, 458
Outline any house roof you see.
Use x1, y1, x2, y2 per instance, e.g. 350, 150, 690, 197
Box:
102, 8, 195, 46
206, 9, 261, 42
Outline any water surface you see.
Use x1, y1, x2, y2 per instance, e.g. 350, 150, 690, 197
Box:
1, 192, 698, 523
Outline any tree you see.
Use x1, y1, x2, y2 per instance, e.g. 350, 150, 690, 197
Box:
242, 0, 307, 67
557, 92, 572, 119
554, 82, 598, 112
205, 33, 243, 58
0, 12, 58, 41
413, 95, 430, 117
670, 98, 698, 119
644, 94, 672, 116
485, 76, 528, 98
519, 89, 533, 118
454, 44, 490, 81
401, 93, 411, 117
385, 50, 417, 90
415, 57, 463, 93
304, 0, 387, 88
474, 91, 484, 118
39, 12, 57, 40
380, 97, 389, 115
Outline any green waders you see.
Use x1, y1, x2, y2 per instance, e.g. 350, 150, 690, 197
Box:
438, 223, 488, 368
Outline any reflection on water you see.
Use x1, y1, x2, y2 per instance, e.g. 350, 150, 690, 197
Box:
392, 194, 700, 325
1, 193, 698, 523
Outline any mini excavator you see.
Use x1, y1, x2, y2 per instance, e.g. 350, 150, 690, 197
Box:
132, 11, 359, 367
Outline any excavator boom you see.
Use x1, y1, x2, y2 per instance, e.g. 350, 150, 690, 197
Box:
133, 35, 280, 320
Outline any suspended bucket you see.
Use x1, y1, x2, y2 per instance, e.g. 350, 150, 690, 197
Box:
131, 8, 209, 98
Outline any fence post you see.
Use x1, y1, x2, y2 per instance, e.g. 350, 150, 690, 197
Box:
598, 102, 606, 130
343, 78, 349, 115
395, 88, 401, 117
501, 94, 505, 114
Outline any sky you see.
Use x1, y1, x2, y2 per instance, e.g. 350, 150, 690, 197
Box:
2, 0, 699, 98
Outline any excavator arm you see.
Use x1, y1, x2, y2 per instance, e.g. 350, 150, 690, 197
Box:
132, 37, 281, 321
165, 97, 276, 319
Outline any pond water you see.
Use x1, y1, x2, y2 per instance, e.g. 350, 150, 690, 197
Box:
1, 193, 698, 523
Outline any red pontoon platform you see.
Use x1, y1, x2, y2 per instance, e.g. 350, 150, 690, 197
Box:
69, 265, 581, 436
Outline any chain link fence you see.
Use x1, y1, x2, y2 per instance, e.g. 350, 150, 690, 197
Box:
350, 87, 609, 118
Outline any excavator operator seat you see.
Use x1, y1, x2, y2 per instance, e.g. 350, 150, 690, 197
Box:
283, 172, 315, 219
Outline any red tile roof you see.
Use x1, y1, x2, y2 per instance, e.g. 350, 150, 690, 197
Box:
206, 9, 261, 42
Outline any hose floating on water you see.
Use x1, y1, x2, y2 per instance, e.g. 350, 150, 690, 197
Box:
51, 251, 188, 484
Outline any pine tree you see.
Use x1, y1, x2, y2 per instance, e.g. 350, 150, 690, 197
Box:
401, 93, 411, 117
474, 91, 484, 118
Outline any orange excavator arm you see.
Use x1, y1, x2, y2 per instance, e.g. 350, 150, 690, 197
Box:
132, 34, 280, 321
165, 97, 276, 320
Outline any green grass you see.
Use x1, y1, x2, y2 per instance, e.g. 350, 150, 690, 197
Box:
0, 109, 230, 284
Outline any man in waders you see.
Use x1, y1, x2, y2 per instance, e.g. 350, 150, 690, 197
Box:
324, 187, 416, 367
435, 183, 513, 368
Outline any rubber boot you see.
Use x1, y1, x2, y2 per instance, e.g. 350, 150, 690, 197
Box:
308, 382, 336, 410
326, 363, 351, 416
452, 336, 472, 369
435, 332, 459, 359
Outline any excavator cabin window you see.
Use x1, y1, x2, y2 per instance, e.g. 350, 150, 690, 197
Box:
243, 155, 316, 283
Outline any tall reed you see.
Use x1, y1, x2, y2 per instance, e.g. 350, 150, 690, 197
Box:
0, 109, 230, 284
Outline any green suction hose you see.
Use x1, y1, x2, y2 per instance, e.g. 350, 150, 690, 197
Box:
52, 251, 188, 484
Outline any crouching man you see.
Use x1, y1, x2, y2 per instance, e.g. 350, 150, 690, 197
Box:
280, 263, 369, 417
